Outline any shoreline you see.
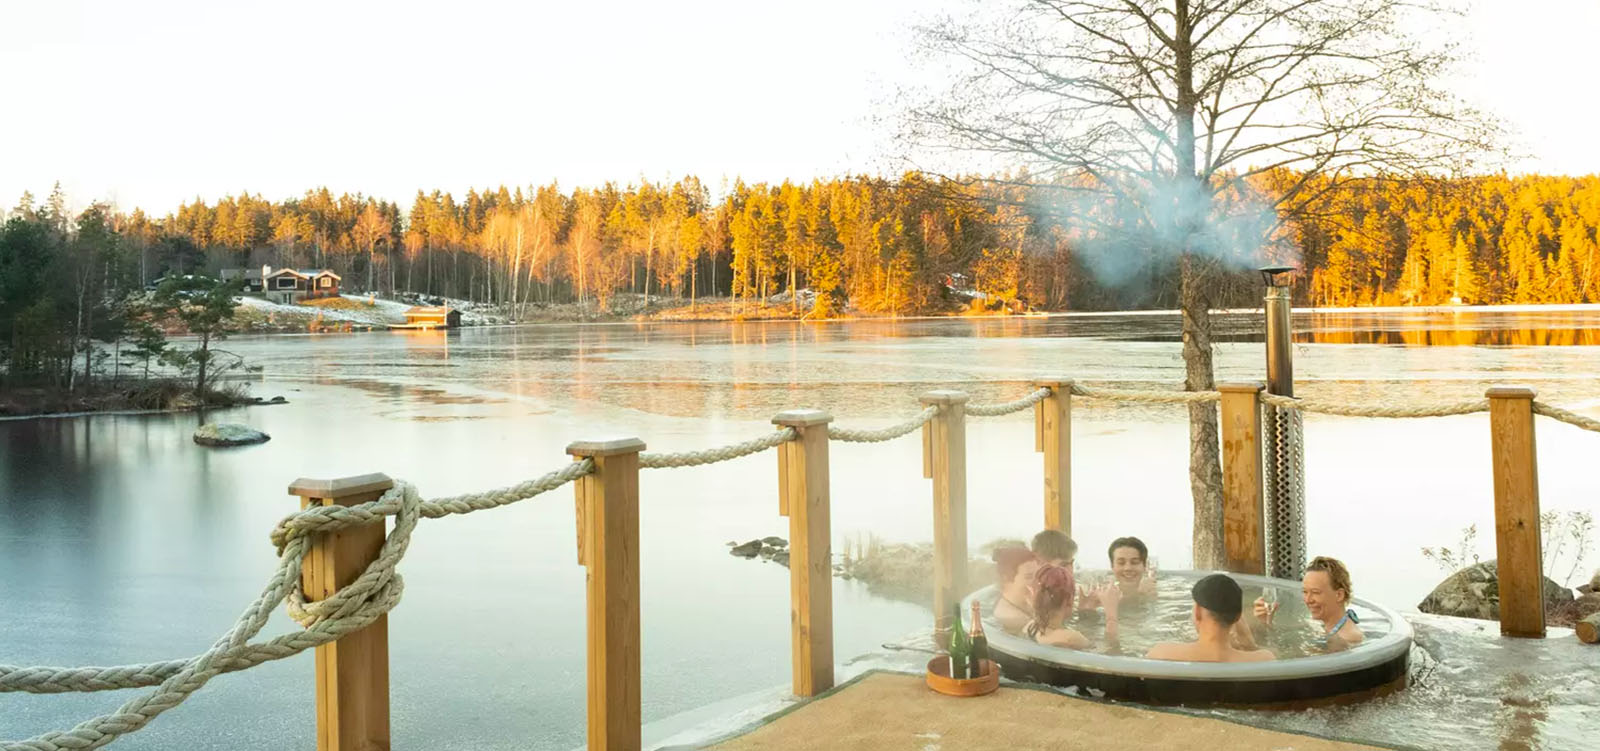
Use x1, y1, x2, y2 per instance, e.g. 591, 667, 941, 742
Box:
0, 382, 274, 421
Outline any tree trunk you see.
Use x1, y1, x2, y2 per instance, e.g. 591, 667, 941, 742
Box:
1181, 257, 1226, 568
1173, 0, 1223, 568
195, 330, 211, 397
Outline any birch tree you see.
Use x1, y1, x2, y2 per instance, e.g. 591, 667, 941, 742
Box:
908, 0, 1497, 565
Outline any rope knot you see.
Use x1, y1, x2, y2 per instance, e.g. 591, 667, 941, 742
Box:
282, 481, 421, 629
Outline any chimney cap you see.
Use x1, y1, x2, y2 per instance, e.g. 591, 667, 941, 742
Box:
1259, 265, 1297, 287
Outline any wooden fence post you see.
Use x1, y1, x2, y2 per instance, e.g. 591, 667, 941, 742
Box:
1487, 387, 1544, 638
1033, 379, 1072, 537
568, 438, 646, 751
289, 473, 396, 751
921, 390, 969, 648
1219, 382, 1267, 575
774, 409, 834, 697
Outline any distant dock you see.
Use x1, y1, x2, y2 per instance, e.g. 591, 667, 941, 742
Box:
389, 305, 461, 330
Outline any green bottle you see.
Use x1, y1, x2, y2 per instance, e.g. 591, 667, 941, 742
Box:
947, 604, 971, 679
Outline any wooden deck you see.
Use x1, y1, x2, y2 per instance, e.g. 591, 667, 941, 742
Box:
693, 672, 1381, 751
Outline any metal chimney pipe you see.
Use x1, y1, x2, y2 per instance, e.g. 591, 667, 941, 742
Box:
1261, 266, 1295, 398
1258, 266, 1304, 579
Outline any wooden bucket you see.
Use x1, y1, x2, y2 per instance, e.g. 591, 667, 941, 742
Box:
925, 656, 1000, 697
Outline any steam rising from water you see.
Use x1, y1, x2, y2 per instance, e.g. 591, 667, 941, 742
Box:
1036, 175, 1297, 290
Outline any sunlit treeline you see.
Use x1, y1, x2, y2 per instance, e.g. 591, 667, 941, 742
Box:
8, 172, 1600, 314
1300, 175, 1600, 307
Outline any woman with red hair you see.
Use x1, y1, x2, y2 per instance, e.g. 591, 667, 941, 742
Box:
991, 546, 1039, 635
1026, 563, 1120, 649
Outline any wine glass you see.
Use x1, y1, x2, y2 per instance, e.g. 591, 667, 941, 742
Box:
1262, 586, 1281, 619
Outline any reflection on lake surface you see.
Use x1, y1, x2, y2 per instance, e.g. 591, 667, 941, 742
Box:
1132, 307, 1600, 346
3, 307, 1599, 750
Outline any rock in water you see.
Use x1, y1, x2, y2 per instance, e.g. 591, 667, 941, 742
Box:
193, 423, 271, 447
761, 536, 788, 548
1417, 559, 1574, 620
729, 540, 763, 558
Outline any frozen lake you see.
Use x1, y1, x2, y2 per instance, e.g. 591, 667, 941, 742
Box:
4, 307, 1599, 749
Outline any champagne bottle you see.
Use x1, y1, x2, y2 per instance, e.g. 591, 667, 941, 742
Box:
947, 604, 970, 679
968, 599, 989, 678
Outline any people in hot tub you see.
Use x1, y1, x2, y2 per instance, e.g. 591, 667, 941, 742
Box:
1079, 536, 1158, 611
1145, 573, 1275, 663
1251, 555, 1365, 651
1029, 528, 1077, 568
1024, 563, 1123, 649
991, 546, 1040, 635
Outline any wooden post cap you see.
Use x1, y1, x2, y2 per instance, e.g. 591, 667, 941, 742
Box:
773, 409, 833, 427
1032, 377, 1074, 388
919, 390, 971, 405
288, 473, 395, 500
1218, 382, 1266, 393
1486, 387, 1537, 400
566, 438, 647, 457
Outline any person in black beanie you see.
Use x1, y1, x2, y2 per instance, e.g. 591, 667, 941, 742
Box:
1145, 574, 1276, 663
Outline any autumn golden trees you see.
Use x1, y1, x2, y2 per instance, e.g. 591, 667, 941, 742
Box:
1300, 175, 1600, 308
11, 173, 1600, 317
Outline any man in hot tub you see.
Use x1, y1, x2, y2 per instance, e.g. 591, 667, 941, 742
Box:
1145, 574, 1276, 663
1079, 536, 1158, 611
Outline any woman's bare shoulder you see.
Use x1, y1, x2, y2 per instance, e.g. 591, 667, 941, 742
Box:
1041, 627, 1089, 649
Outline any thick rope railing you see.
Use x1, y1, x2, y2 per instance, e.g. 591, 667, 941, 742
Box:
828, 406, 939, 443
965, 387, 1052, 417
1532, 401, 1600, 433
638, 428, 796, 468
1069, 383, 1223, 404
267, 459, 595, 550
1259, 392, 1490, 418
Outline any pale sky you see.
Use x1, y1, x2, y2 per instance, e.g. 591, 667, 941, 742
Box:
1, 0, 1596, 216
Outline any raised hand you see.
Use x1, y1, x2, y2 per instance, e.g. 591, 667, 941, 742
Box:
1138, 568, 1158, 596
1096, 582, 1123, 614
1078, 584, 1100, 611
1253, 596, 1278, 625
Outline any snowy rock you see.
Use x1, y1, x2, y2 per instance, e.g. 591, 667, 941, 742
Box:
193, 423, 271, 447
729, 540, 763, 558
1416, 560, 1573, 620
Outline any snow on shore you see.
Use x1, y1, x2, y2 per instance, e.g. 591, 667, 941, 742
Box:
232, 295, 509, 328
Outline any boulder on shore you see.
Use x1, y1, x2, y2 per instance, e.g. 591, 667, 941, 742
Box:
729, 539, 763, 558
1417, 559, 1573, 621
193, 423, 271, 447
1580, 569, 1600, 596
